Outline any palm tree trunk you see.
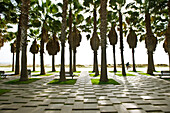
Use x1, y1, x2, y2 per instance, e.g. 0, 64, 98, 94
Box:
69, 8, 73, 76
132, 48, 136, 72
147, 51, 153, 75
152, 53, 156, 72
145, 12, 155, 74
60, 0, 68, 81
33, 53, 35, 71
119, 11, 126, 76
100, 0, 108, 82
69, 46, 73, 75
60, 42, 66, 81
94, 50, 99, 76
73, 49, 76, 72
113, 45, 117, 72
93, 51, 96, 72
12, 53, 15, 71
15, 15, 21, 75
52, 55, 55, 72
40, 39, 45, 75
169, 53, 170, 71
20, 0, 30, 81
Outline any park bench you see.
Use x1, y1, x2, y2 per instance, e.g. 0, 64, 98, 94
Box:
27, 69, 31, 77
159, 71, 170, 78
0, 71, 7, 78
56, 72, 78, 79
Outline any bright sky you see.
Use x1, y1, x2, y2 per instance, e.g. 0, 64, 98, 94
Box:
0, 0, 169, 66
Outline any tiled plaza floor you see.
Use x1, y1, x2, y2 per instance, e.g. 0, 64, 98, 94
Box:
0, 71, 169, 113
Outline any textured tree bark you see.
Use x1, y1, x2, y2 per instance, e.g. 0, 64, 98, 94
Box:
60, 0, 68, 81
40, 39, 45, 75
147, 51, 154, 74
151, 53, 156, 72
145, 12, 156, 75
69, 8, 73, 76
113, 45, 117, 72
100, 0, 108, 82
12, 53, 15, 71
169, 53, 170, 71
60, 42, 66, 81
132, 48, 136, 72
119, 11, 126, 76
20, 0, 30, 81
33, 54, 35, 71
69, 46, 73, 75
94, 50, 99, 76
52, 55, 55, 72
15, 16, 21, 75
93, 53, 96, 72
73, 49, 76, 72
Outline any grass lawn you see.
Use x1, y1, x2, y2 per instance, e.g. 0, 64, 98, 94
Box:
73, 71, 81, 73
116, 73, 136, 76
31, 71, 40, 73
5, 71, 14, 73
48, 79, 77, 85
91, 79, 120, 85
109, 71, 121, 73
47, 71, 59, 73
89, 74, 100, 77
0, 89, 11, 95
4, 78, 40, 84
32, 73, 53, 76
128, 71, 143, 73
89, 71, 101, 73
163, 78, 170, 81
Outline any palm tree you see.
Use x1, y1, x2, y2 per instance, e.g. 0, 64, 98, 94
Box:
68, 7, 73, 76
69, 26, 82, 72
127, 28, 137, 72
46, 34, 60, 72
163, 38, 170, 70
40, 22, 48, 75
100, 0, 108, 82
30, 39, 39, 72
109, 0, 126, 76
15, 16, 21, 75
90, 3, 100, 76
20, 0, 30, 81
10, 41, 16, 71
108, 25, 118, 72
145, 12, 157, 75
60, 0, 68, 81
164, 0, 170, 70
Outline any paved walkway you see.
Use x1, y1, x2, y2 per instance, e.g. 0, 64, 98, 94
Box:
0, 71, 169, 113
